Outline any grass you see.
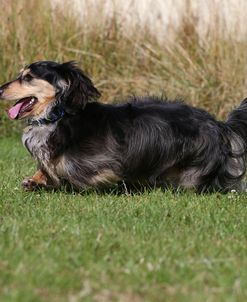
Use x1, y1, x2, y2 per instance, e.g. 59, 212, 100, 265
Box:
1, 137, 247, 302
1, 1, 247, 301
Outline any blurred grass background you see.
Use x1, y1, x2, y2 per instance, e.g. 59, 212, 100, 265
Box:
0, 0, 247, 136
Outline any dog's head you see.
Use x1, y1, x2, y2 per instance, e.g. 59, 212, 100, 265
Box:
0, 61, 100, 120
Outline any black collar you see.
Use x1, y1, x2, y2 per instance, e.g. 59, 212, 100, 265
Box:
28, 106, 65, 126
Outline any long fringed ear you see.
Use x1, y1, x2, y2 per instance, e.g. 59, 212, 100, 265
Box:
56, 61, 101, 114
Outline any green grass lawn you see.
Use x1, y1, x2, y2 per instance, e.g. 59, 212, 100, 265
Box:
1, 137, 247, 302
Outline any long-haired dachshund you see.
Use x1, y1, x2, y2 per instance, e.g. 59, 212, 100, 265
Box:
0, 61, 246, 193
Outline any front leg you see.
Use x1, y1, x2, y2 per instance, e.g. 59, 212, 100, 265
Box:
22, 169, 53, 191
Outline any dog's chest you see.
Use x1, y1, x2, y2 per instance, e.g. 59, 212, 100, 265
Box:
22, 124, 56, 163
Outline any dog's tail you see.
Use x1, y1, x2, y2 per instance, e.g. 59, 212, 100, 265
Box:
227, 98, 247, 149
209, 99, 247, 191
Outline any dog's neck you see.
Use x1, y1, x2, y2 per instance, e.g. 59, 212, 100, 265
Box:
28, 106, 65, 126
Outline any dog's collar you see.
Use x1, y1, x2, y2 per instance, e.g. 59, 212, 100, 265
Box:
28, 106, 65, 126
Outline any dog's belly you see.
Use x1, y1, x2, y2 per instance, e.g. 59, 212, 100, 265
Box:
55, 155, 121, 189
23, 126, 121, 189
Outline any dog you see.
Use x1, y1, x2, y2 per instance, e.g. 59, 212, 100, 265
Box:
0, 60, 246, 193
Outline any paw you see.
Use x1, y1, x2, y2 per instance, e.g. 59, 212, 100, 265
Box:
22, 178, 43, 191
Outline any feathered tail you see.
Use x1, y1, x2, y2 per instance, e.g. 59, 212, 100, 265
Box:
227, 98, 247, 149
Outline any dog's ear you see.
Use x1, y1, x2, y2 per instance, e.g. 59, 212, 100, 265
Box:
56, 61, 101, 114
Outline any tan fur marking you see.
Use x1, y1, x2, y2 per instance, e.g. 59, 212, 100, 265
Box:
55, 155, 65, 175
1, 78, 56, 118
19, 67, 25, 74
31, 96, 54, 116
31, 79, 55, 102
31, 170, 48, 186
2, 79, 55, 101
90, 169, 121, 186
1, 81, 34, 99
22, 68, 31, 77
55, 157, 120, 188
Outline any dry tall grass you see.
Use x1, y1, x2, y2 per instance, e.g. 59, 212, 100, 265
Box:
53, 0, 247, 43
0, 0, 247, 136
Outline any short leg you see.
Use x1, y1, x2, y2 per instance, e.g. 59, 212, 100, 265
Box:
22, 169, 51, 191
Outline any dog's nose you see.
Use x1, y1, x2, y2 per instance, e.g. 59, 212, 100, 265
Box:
0, 84, 7, 98
0, 83, 10, 98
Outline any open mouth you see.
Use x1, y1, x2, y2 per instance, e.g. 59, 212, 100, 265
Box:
8, 97, 38, 119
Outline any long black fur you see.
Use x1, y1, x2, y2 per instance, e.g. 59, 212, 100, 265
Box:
1, 61, 247, 193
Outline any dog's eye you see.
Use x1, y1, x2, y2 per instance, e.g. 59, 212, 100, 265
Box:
23, 74, 33, 82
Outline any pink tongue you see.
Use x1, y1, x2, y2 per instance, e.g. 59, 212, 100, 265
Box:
8, 102, 24, 119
